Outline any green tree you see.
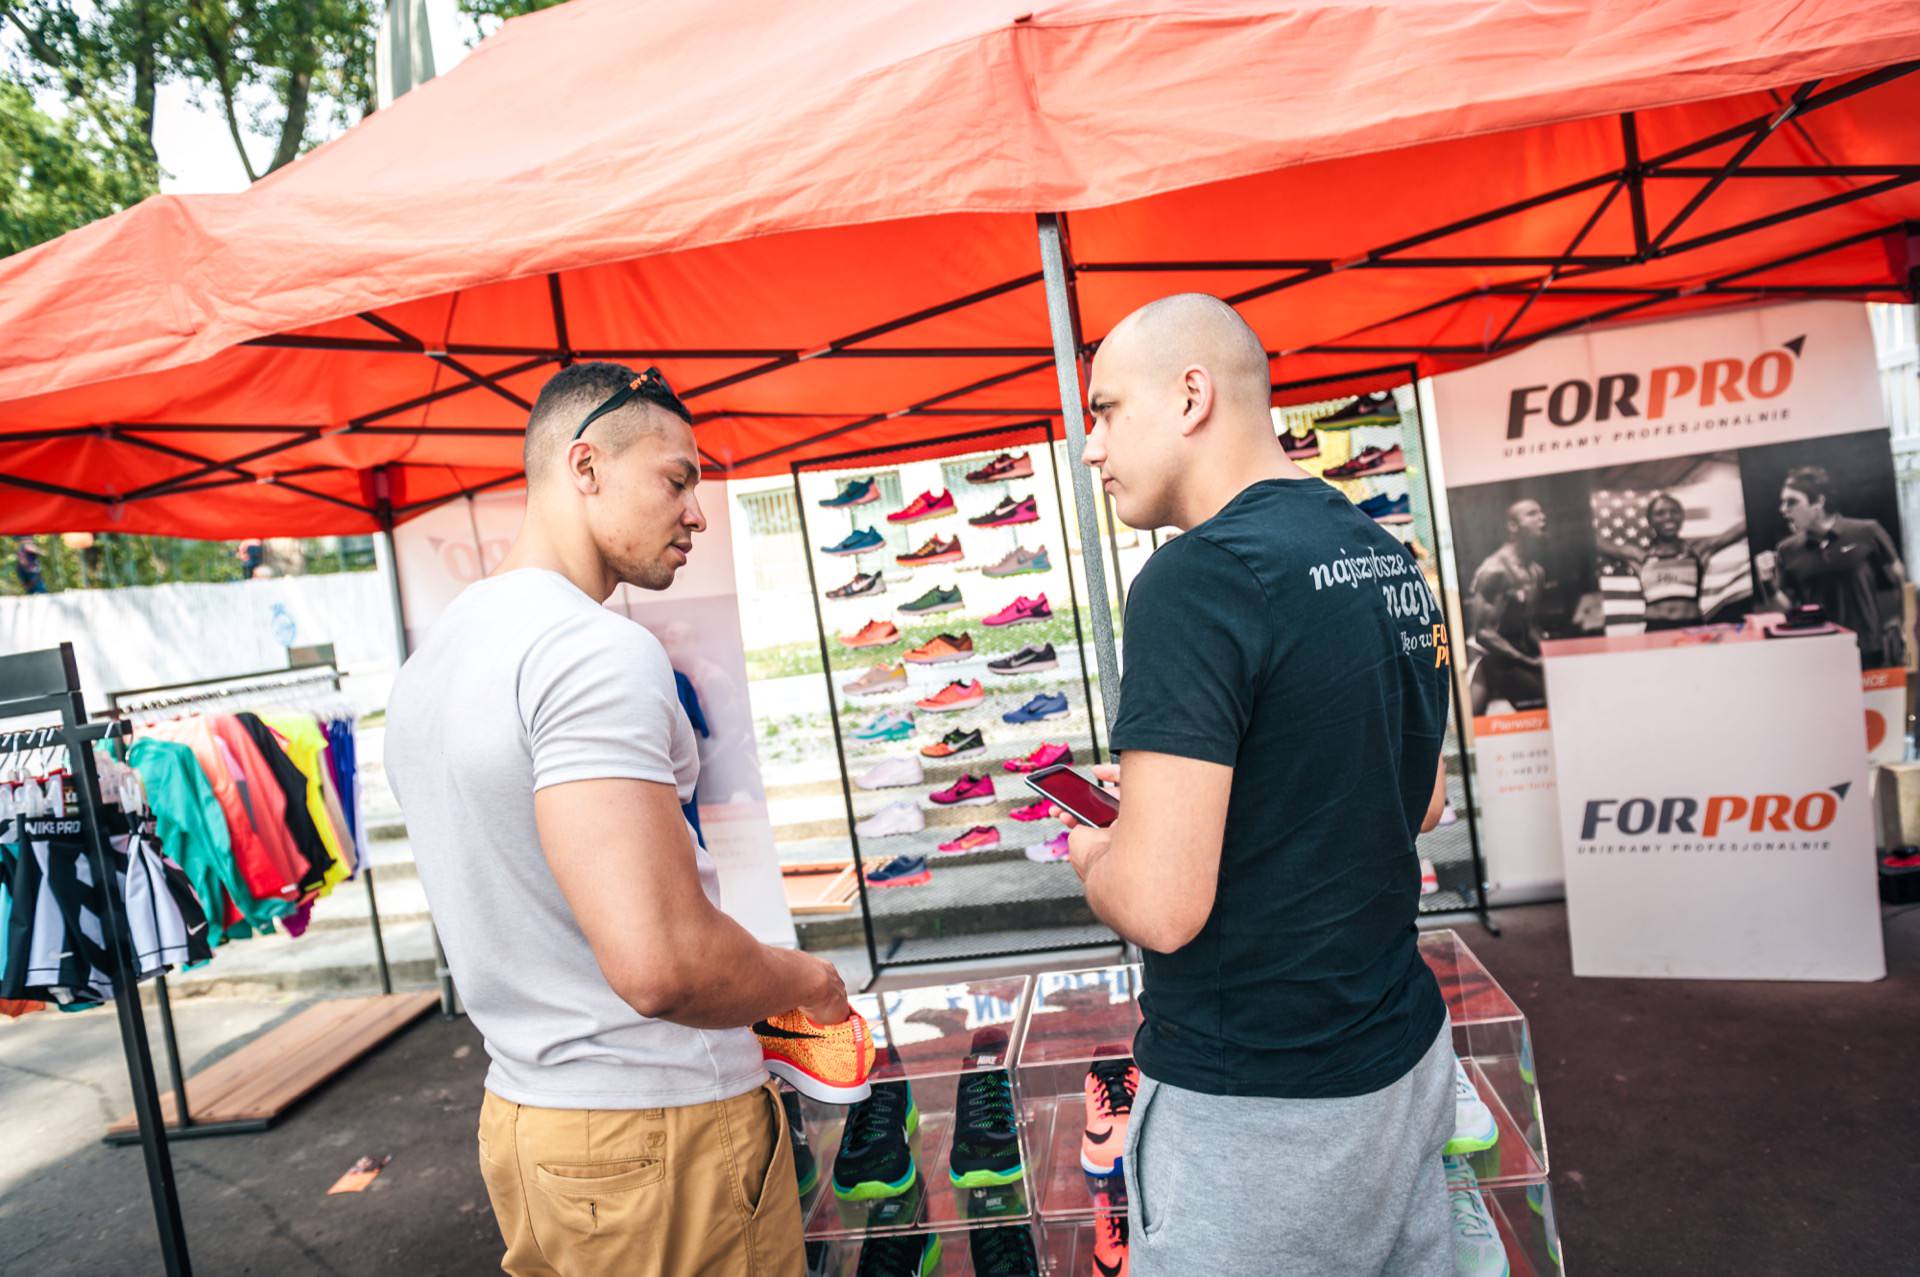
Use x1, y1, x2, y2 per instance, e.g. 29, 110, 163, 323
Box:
0, 78, 154, 253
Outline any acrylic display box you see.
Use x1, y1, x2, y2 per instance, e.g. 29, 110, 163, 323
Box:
795, 974, 1036, 1244
1419, 928, 1550, 1187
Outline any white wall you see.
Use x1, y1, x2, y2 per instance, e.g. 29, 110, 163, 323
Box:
0, 573, 399, 710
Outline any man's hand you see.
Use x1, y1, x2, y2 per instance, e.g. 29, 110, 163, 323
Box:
1055, 763, 1119, 882
797, 954, 851, 1026
1063, 755, 1229, 954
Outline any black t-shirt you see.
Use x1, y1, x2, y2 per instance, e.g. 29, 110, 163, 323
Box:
1775, 516, 1901, 663
1110, 478, 1451, 1098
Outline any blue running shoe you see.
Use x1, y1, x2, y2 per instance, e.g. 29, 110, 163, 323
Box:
865, 855, 931, 888
1002, 692, 1069, 724
1357, 493, 1412, 525
820, 476, 878, 508
826, 526, 886, 555
852, 710, 914, 742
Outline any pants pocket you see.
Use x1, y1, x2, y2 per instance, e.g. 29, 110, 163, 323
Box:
532, 1156, 666, 1242
739, 1083, 794, 1220
1123, 1077, 1160, 1237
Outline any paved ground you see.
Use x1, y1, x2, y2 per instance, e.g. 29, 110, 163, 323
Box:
3, 903, 1917, 1274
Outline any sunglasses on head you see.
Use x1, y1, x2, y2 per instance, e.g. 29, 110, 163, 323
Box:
572, 366, 693, 441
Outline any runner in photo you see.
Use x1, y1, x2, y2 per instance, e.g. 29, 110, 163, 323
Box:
1595, 493, 1748, 631
1466, 498, 1549, 714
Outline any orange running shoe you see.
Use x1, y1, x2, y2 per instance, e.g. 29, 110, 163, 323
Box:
916, 679, 985, 713
839, 619, 901, 649
1091, 1190, 1130, 1275
1081, 1055, 1139, 1175
755, 1008, 877, 1104
904, 632, 974, 665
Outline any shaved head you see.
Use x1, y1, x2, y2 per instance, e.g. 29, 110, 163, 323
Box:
1083, 293, 1285, 530
523, 361, 673, 483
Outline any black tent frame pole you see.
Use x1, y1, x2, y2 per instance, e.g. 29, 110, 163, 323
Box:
0, 645, 192, 1275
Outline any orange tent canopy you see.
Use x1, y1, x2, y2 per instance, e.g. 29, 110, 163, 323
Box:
2, 0, 1919, 536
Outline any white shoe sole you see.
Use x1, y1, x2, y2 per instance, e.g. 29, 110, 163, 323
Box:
846, 684, 907, 696
856, 825, 924, 837
899, 602, 963, 614
764, 1058, 873, 1105
905, 653, 974, 665
918, 701, 983, 713
987, 615, 1051, 627
933, 795, 997, 807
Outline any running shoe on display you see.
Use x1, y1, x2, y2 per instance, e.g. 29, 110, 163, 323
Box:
898, 584, 964, 615
1081, 1056, 1139, 1176
1092, 1193, 1130, 1277
1527, 1181, 1562, 1269
1324, 443, 1407, 479
931, 773, 996, 806
917, 680, 985, 713
828, 570, 887, 599
864, 855, 932, 888
1358, 492, 1412, 525
904, 633, 974, 665
826, 527, 887, 556
834, 1076, 921, 1200
821, 477, 879, 508
983, 594, 1052, 627
857, 756, 925, 791
889, 490, 957, 524
754, 1008, 876, 1105
1004, 742, 1072, 774
983, 545, 1051, 578
898, 534, 964, 566
987, 643, 1058, 675
968, 1225, 1038, 1276
852, 710, 915, 742
782, 1089, 819, 1196
1449, 1059, 1499, 1155
937, 825, 1001, 854
855, 1231, 941, 1277
1420, 858, 1439, 896
856, 800, 925, 838
922, 728, 986, 759
966, 453, 1035, 483
1439, 804, 1460, 827
844, 663, 908, 697
970, 494, 1040, 528
1280, 430, 1320, 462
1443, 1155, 1510, 1277
1024, 831, 1070, 862
949, 1063, 1023, 1188
1518, 1026, 1536, 1086
840, 619, 901, 649
1010, 799, 1055, 823
1314, 392, 1401, 429
1003, 692, 1070, 723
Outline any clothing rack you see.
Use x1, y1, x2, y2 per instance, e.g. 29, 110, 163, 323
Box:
1, 644, 193, 1276
95, 661, 437, 1143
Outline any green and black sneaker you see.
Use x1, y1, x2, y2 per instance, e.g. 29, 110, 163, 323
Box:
898, 584, 963, 616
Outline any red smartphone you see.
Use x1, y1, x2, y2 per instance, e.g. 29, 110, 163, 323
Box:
1024, 763, 1119, 828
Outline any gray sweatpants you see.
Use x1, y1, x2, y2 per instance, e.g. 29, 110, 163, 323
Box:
1123, 1023, 1454, 1277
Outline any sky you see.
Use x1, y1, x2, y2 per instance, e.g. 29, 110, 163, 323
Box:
148, 0, 475, 195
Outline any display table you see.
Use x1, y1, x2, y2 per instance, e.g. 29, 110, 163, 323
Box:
792, 932, 1562, 1274
1541, 622, 1885, 981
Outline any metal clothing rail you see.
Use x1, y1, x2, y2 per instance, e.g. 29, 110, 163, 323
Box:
1, 644, 193, 1276
95, 661, 402, 1144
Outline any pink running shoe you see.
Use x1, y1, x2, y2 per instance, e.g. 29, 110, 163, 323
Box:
1009, 799, 1053, 823
1004, 742, 1073, 774
983, 594, 1052, 627
937, 825, 1001, 854
930, 773, 996, 806
1025, 831, 1070, 863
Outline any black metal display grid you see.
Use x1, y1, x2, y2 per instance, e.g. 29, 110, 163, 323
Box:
792, 420, 1119, 982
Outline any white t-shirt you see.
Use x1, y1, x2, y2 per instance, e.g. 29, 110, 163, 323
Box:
385, 568, 764, 1109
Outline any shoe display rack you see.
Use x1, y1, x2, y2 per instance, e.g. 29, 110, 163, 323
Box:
791, 422, 1118, 979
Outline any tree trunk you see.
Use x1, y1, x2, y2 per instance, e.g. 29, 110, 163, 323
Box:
131, 0, 158, 162
266, 0, 319, 176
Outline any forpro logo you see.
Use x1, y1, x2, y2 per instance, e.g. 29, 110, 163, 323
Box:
1506, 335, 1804, 439
1578, 781, 1849, 855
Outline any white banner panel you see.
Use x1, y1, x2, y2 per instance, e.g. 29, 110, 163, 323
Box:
1546, 632, 1883, 981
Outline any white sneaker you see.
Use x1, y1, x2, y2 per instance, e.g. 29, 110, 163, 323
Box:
855, 800, 925, 838
1443, 1156, 1510, 1277
856, 756, 925, 791
1439, 804, 1459, 827
1449, 1058, 1499, 1154
1420, 858, 1439, 895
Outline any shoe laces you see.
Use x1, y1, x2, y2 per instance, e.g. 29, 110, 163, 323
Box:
856, 1233, 927, 1274
971, 1224, 1032, 1269
1096, 1209, 1127, 1248
1088, 1058, 1136, 1117
842, 1083, 909, 1154
958, 1069, 1016, 1132
1449, 1189, 1497, 1240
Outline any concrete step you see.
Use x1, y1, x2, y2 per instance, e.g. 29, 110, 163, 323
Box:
795, 853, 1096, 951
168, 916, 440, 1000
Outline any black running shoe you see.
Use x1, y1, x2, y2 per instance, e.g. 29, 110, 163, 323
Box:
969, 1225, 1039, 1276
1312, 392, 1400, 430
856, 1230, 941, 1277
949, 1045, 1022, 1189
833, 1078, 920, 1200
782, 1089, 818, 1197
828, 571, 885, 600
987, 643, 1057, 676
1280, 429, 1320, 460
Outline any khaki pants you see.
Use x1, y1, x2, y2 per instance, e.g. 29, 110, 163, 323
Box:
477, 1081, 805, 1277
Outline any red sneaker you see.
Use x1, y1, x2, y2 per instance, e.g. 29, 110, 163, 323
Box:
930, 773, 996, 806
1081, 1056, 1139, 1176
837, 619, 900, 649
1004, 742, 1072, 774
888, 490, 957, 524
983, 594, 1051, 627
915, 680, 984, 713
937, 825, 1001, 854
1009, 799, 1053, 822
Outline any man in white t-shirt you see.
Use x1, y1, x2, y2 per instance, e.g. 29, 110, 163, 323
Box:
386, 362, 846, 1277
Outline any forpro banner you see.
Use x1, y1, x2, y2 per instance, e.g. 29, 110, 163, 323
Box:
1431, 301, 1901, 899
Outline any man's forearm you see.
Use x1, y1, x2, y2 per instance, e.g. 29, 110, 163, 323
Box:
1080, 840, 1165, 952
630, 908, 828, 1030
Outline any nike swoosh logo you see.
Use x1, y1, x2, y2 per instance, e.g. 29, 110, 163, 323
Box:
1096, 1257, 1125, 1276
1084, 1126, 1114, 1145
187, 923, 207, 935
752, 1021, 823, 1041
